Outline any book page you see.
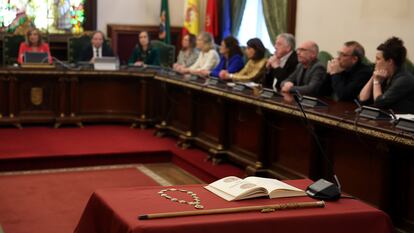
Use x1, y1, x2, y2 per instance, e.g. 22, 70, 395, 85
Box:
244, 177, 305, 198
205, 176, 267, 201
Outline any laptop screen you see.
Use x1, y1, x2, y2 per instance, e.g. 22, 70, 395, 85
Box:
24, 52, 49, 64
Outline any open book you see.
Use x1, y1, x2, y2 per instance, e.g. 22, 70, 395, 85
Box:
205, 176, 306, 201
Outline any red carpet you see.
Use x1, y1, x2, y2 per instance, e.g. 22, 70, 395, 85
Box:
0, 126, 170, 159
0, 125, 244, 182
0, 167, 158, 233
0, 125, 245, 233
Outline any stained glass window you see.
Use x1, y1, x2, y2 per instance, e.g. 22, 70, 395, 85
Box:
0, 0, 85, 34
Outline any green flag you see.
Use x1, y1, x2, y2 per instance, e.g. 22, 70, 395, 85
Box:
159, 0, 171, 44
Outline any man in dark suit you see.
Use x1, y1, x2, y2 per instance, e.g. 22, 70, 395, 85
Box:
325, 41, 372, 101
281, 41, 326, 96
264, 33, 298, 90
79, 31, 114, 62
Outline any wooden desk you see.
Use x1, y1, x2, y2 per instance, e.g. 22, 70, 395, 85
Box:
154, 73, 414, 232
0, 68, 413, 231
0, 67, 160, 128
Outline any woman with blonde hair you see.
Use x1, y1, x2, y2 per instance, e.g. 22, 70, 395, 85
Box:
178, 32, 219, 76
17, 28, 52, 64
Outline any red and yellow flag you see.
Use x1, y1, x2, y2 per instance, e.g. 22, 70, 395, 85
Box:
205, 0, 218, 37
183, 0, 199, 35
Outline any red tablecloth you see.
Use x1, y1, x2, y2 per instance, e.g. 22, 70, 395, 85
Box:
74, 180, 393, 233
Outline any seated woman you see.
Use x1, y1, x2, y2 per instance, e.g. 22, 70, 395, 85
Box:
173, 34, 199, 70
358, 37, 414, 113
178, 32, 219, 76
210, 36, 244, 78
128, 31, 160, 66
219, 38, 267, 83
18, 28, 52, 64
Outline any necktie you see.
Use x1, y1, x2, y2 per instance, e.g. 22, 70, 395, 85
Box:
95, 48, 99, 58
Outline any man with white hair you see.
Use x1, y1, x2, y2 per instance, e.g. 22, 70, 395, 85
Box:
280, 41, 326, 96
264, 33, 298, 90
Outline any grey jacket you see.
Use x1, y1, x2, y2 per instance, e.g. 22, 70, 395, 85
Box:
282, 60, 326, 96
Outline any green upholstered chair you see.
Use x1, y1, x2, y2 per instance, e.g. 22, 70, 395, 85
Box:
361, 56, 372, 66
317, 51, 333, 67
2, 34, 25, 65
404, 59, 414, 75
67, 34, 91, 63
151, 40, 175, 68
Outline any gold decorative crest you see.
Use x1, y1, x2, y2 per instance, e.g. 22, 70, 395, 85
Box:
30, 87, 43, 106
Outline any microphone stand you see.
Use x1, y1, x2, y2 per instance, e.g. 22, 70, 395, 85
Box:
293, 92, 341, 200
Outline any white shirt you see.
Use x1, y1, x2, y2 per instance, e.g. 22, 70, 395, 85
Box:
93, 46, 102, 58
279, 51, 293, 68
272, 51, 294, 91
189, 49, 219, 71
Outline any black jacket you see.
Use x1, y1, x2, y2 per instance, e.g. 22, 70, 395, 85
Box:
79, 44, 114, 62
373, 68, 414, 113
329, 62, 372, 101
263, 51, 298, 90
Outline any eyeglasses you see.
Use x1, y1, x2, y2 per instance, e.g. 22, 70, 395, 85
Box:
337, 51, 353, 57
296, 48, 310, 52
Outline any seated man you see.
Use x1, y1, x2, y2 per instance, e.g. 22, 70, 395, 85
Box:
79, 31, 114, 63
359, 37, 414, 113
280, 41, 326, 96
264, 33, 298, 90
326, 41, 372, 101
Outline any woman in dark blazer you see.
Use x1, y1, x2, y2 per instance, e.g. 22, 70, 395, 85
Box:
128, 31, 160, 66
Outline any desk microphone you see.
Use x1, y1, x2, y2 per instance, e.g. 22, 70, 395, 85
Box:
354, 99, 362, 113
41, 56, 74, 70
293, 91, 341, 201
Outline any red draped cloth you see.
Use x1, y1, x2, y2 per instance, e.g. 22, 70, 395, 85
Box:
74, 180, 393, 233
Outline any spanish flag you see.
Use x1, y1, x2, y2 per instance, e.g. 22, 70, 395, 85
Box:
183, 0, 199, 35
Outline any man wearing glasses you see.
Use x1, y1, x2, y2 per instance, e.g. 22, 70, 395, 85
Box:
281, 41, 326, 96
326, 41, 372, 101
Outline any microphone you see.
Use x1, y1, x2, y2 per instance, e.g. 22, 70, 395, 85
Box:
293, 91, 341, 201
50, 56, 76, 70
389, 109, 398, 125
353, 99, 362, 113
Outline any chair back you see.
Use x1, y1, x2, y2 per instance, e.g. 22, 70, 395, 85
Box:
151, 40, 175, 67
404, 59, 414, 75
67, 34, 92, 63
2, 34, 25, 65
317, 51, 333, 67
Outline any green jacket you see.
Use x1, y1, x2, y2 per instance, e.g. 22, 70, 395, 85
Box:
128, 45, 160, 66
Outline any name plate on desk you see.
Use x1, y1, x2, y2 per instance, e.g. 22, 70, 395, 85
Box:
300, 96, 328, 108
358, 106, 391, 120
395, 118, 414, 132
260, 88, 275, 99
21, 63, 55, 69
207, 78, 219, 86
232, 84, 245, 92
189, 75, 198, 81
94, 57, 119, 71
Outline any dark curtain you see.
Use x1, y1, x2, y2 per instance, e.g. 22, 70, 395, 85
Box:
230, 0, 247, 36
262, 0, 288, 42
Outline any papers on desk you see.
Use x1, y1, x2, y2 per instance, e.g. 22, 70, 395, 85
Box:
226, 82, 260, 88
395, 114, 414, 120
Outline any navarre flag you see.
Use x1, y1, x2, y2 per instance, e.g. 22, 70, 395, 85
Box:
159, 0, 171, 44
205, 0, 218, 37
183, 0, 199, 35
